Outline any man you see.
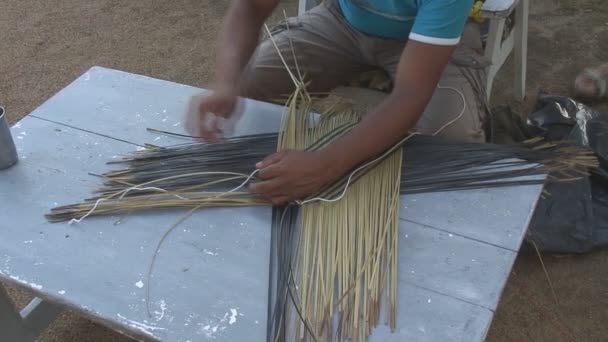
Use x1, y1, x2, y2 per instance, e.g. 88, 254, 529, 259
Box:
192, 0, 489, 204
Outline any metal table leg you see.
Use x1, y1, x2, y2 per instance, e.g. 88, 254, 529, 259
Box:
0, 283, 63, 342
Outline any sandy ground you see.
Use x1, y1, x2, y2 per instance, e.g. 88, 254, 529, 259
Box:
1, 0, 607, 341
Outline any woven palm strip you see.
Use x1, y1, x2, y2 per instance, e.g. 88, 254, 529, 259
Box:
268, 86, 402, 342
45, 128, 597, 222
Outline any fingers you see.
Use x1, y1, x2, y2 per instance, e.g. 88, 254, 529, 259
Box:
248, 181, 291, 205
249, 179, 279, 196
256, 152, 290, 185
271, 196, 291, 206
191, 91, 237, 142
198, 95, 232, 119
184, 94, 205, 137
198, 113, 222, 143
258, 188, 291, 205
256, 151, 286, 169
258, 163, 284, 180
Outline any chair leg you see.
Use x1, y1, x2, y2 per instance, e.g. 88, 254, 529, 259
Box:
513, 0, 529, 101
298, 0, 307, 15
298, 0, 317, 15
0, 284, 63, 342
0, 284, 28, 341
484, 18, 506, 102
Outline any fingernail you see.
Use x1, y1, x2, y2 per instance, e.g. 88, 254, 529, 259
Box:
256, 162, 262, 169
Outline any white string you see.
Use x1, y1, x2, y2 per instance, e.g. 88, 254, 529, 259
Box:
69, 169, 260, 225
68, 87, 464, 219
295, 85, 467, 205
68, 188, 187, 225
432, 85, 467, 136
68, 198, 106, 224
296, 133, 420, 205
264, 24, 300, 88
119, 186, 189, 200
226, 169, 259, 193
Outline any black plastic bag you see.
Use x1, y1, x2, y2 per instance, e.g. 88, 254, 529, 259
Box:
526, 95, 608, 253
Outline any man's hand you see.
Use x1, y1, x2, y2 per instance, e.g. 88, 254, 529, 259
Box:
185, 88, 238, 143
186, 0, 279, 142
249, 150, 342, 205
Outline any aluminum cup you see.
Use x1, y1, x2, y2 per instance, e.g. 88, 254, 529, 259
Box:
0, 106, 18, 170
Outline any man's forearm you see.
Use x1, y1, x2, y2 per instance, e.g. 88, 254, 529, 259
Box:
319, 40, 455, 178
214, 0, 278, 90
320, 91, 425, 177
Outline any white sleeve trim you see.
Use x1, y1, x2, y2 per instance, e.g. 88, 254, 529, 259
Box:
408, 33, 461, 46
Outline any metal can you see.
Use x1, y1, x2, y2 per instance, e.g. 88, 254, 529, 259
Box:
0, 106, 18, 170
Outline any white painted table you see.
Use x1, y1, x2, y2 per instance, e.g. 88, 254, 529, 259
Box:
0, 67, 543, 341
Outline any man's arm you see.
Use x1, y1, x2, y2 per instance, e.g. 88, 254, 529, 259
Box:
214, 0, 279, 92
250, 41, 456, 204
190, 0, 279, 141
320, 41, 456, 175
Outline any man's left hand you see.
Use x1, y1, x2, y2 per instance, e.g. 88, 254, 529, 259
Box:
249, 150, 340, 205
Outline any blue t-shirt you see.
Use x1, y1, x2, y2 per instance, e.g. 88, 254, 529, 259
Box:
339, 0, 474, 44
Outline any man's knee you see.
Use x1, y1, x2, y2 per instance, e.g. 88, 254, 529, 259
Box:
416, 69, 487, 143
240, 39, 297, 102
240, 66, 265, 101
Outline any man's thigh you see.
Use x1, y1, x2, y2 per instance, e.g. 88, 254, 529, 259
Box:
415, 64, 487, 143
241, 1, 371, 101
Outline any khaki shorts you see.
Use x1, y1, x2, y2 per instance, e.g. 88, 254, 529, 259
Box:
241, 0, 490, 143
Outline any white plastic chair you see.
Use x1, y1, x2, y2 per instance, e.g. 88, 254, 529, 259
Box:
481, 0, 529, 101
297, 0, 529, 101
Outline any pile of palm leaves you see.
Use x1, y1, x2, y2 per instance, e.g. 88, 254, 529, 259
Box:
46, 132, 597, 223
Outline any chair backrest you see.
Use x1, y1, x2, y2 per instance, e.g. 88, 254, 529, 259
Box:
481, 0, 519, 18
299, 0, 519, 18
299, 0, 317, 14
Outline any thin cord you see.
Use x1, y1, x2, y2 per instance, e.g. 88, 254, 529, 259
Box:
264, 24, 300, 88
432, 85, 467, 136
227, 169, 260, 193
68, 169, 260, 224
118, 186, 188, 200
296, 133, 420, 205
143, 170, 261, 317
283, 10, 304, 83
146, 205, 201, 318
295, 85, 466, 205
69, 187, 188, 225
530, 239, 559, 304
68, 198, 106, 224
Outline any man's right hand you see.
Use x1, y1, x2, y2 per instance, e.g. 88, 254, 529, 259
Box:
185, 0, 279, 142
185, 87, 238, 143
